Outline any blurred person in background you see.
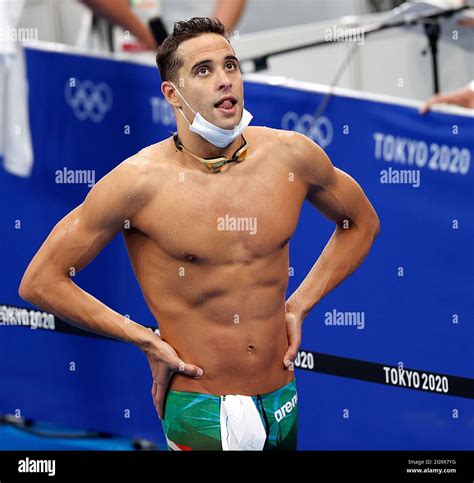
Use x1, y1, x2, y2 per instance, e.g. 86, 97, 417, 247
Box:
0, 0, 33, 177
161, 0, 246, 34
420, 81, 474, 113
81, 0, 247, 51
420, 8, 474, 113
81, 0, 158, 50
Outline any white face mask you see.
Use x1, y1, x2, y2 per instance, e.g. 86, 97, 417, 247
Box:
170, 82, 253, 148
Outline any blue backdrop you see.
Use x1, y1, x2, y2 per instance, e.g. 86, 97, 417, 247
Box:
0, 47, 472, 450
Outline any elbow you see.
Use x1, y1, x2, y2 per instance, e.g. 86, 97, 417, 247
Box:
18, 273, 40, 304
369, 210, 381, 241
349, 211, 380, 240
355, 211, 380, 241
20, 273, 69, 305
18, 279, 34, 303
372, 213, 381, 239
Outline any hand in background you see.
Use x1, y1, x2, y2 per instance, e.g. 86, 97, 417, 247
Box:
420, 83, 474, 114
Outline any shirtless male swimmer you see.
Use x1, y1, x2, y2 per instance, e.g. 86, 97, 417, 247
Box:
19, 17, 380, 451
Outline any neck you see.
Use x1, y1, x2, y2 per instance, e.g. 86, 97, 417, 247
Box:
175, 125, 245, 160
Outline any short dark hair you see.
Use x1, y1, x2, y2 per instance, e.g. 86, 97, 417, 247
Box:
156, 17, 230, 83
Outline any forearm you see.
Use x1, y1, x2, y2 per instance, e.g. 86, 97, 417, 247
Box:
81, 0, 157, 49
20, 276, 156, 351
286, 223, 378, 320
212, 0, 247, 32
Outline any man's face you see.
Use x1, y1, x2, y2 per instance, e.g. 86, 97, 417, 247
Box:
174, 33, 243, 130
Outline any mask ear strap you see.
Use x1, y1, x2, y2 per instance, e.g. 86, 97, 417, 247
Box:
176, 105, 192, 126
170, 82, 196, 122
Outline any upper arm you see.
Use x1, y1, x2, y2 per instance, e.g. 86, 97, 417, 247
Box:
20, 159, 150, 290
284, 131, 380, 232
213, 0, 247, 30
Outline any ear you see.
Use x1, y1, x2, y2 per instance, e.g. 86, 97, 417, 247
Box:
161, 81, 181, 108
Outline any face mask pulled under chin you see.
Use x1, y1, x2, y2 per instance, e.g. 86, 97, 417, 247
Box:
171, 82, 253, 148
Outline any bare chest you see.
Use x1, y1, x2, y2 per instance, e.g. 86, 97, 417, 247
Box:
131, 155, 307, 263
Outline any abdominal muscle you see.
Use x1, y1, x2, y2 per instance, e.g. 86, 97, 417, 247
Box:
145, 269, 294, 396
124, 224, 295, 396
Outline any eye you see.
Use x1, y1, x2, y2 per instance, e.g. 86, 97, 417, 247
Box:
225, 62, 237, 70
197, 66, 209, 75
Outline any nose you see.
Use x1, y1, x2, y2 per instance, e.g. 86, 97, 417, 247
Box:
216, 67, 232, 90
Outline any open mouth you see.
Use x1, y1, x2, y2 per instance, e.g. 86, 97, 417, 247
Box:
214, 97, 237, 113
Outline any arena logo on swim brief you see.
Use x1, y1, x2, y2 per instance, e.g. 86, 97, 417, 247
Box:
55, 167, 96, 187
217, 215, 257, 235
324, 309, 365, 330
0, 305, 55, 330
274, 394, 298, 422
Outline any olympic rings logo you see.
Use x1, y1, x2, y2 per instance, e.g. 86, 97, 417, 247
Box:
281, 112, 333, 148
64, 79, 113, 123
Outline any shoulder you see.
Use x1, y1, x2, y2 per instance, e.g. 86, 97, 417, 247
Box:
273, 128, 323, 156
128, 137, 175, 173
251, 127, 334, 186
114, 137, 175, 187
247, 126, 324, 157
92, 138, 173, 207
